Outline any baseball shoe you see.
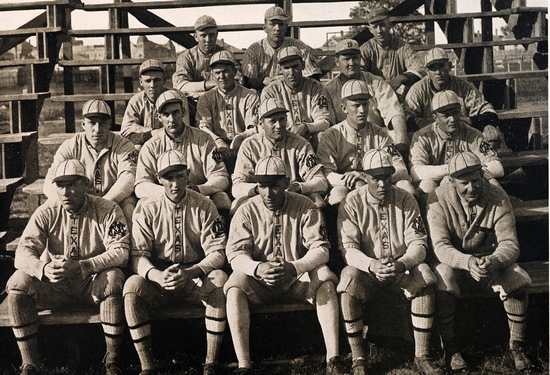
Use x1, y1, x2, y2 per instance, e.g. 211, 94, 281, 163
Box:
509, 341, 534, 371
20, 364, 39, 375
351, 358, 367, 375
104, 362, 123, 375
139, 370, 156, 375
203, 363, 219, 375
326, 356, 347, 375
445, 351, 467, 372
414, 355, 444, 375
232, 368, 253, 374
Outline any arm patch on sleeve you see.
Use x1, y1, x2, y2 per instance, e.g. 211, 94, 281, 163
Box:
316, 95, 329, 110
412, 216, 427, 236
479, 140, 493, 156
212, 149, 223, 164
305, 154, 319, 169
212, 217, 225, 238
386, 144, 400, 157
108, 221, 127, 239
126, 150, 138, 165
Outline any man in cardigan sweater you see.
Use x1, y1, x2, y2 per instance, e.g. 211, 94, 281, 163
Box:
426, 151, 533, 372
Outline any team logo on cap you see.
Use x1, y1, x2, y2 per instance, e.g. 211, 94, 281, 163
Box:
412, 216, 427, 236
108, 221, 127, 240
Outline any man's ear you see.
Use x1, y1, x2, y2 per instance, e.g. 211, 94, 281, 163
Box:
432, 112, 438, 122
340, 100, 348, 115
282, 176, 291, 189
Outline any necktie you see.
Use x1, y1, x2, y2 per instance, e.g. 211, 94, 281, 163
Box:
69, 214, 79, 260
224, 95, 234, 140
273, 210, 283, 262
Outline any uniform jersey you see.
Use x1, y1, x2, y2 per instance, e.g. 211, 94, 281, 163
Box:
410, 121, 500, 179
242, 37, 321, 80
44, 132, 137, 199
338, 185, 427, 272
232, 132, 327, 198
135, 127, 229, 190
324, 71, 404, 126
317, 120, 409, 186
360, 35, 424, 81
15, 195, 130, 280
404, 75, 497, 129
260, 77, 330, 134
196, 83, 260, 142
172, 44, 225, 93
226, 192, 330, 276
131, 190, 226, 277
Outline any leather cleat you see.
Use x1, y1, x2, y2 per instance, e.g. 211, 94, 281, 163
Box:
232, 368, 253, 374
509, 341, 534, 371
446, 351, 467, 372
203, 363, 219, 375
104, 362, 123, 375
351, 358, 367, 375
326, 356, 348, 375
414, 355, 445, 375
20, 364, 39, 375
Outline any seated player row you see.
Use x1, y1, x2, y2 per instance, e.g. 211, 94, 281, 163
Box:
6, 150, 533, 375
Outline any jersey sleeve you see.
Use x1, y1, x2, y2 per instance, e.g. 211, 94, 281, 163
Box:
399, 193, 427, 269
197, 199, 227, 274
242, 44, 260, 79
172, 51, 196, 91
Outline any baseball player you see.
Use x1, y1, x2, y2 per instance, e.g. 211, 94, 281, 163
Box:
410, 90, 504, 195
124, 150, 228, 375
360, 7, 424, 101
44, 99, 138, 229
231, 98, 328, 214
260, 46, 330, 149
404, 47, 504, 142
426, 152, 533, 372
225, 156, 345, 375
337, 149, 443, 375
241, 6, 321, 91
6, 159, 129, 375
135, 89, 231, 211
324, 38, 409, 155
172, 15, 225, 97
317, 79, 415, 206
196, 50, 260, 172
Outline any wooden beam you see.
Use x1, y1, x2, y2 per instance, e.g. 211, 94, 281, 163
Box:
0, 13, 47, 56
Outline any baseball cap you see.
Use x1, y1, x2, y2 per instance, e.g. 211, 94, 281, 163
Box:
278, 46, 302, 64
209, 50, 237, 67
82, 99, 111, 118
53, 159, 88, 183
432, 90, 461, 113
253, 155, 287, 183
367, 7, 390, 24
156, 89, 185, 112
157, 149, 187, 178
258, 98, 288, 119
335, 39, 360, 56
139, 59, 165, 75
448, 151, 482, 178
194, 15, 217, 31
362, 149, 395, 176
425, 47, 449, 68
341, 79, 372, 101
264, 6, 289, 22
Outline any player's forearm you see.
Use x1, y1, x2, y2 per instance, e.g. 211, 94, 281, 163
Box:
290, 246, 329, 275
299, 175, 328, 196
80, 246, 129, 279
197, 250, 226, 275
198, 175, 229, 196
102, 172, 135, 204
135, 182, 165, 199
305, 118, 330, 134
482, 160, 504, 179
232, 180, 257, 199
133, 255, 156, 279
326, 171, 347, 187
411, 164, 448, 182
341, 246, 373, 274
389, 115, 408, 145
14, 248, 47, 280
229, 253, 262, 277
398, 241, 426, 270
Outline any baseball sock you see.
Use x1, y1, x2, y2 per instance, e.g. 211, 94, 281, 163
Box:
125, 293, 155, 370
340, 292, 365, 360
412, 286, 435, 358
8, 292, 39, 368
435, 291, 456, 353
226, 288, 251, 369
205, 287, 226, 365
504, 289, 528, 347
315, 281, 340, 361
101, 295, 125, 365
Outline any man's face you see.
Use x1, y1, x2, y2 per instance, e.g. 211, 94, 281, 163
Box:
451, 170, 484, 204
365, 173, 392, 201
433, 105, 461, 134
82, 115, 110, 149
279, 58, 303, 88
159, 168, 188, 202
342, 98, 369, 127
257, 177, 289, 211
335, 54, 361, 78
140, 71, 165, 102
426, 61, 452, 89
367, 19, 391, 45
264, 19, 287, 46
158, 102, 185, 138
195, 28, 218, 54
262, 112, 287, 142
211, 63, 236, 92
56, 178, 87, 213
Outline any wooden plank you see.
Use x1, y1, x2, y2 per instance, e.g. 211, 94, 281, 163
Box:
0, 0, 71, 11
0, 132, 37, 144
49, 93, 134, 102
38, 133, 75, 145
0, 177, 23, 193
512, 199, 548, 222
496, 108, 548, 120
0, 27, 62, 37
0, 59, 52, 68
22, 179, 45, 196
0, 93, 50, 102
412, 36, 548, 51
499, 149, 548, 168
459, 69, 548, 82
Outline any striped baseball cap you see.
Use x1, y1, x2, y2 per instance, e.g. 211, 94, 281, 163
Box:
53, 159, 88, 183
209, 50, 237, 67
362, 149, 395, 176
367, 7, 390, 24
139, 59, 165, 75
424, 47, 449, 68
432, 90, 461, 113
82, 99, 111, 118
341, 79, 372, 100
156, 89, 185, 112
253, 155, 287, 183
335, 39, 360, 55
448, 151, 482, 178
194, 15, 217, 31
278, 46, 302, 64
258, 98, 288, 119
265, 6, 289, 21
157, 149, 187, 178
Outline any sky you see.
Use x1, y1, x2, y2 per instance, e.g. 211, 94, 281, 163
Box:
0, 0, 548, 51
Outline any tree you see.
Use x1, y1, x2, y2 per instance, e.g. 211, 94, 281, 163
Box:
349, 0, 426, 45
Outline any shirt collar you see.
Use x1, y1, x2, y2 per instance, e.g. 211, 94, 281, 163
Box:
433, 122, 462, 140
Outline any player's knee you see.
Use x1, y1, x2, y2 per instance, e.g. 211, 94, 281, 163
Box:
206, 269, 228, 289
92, 268, 126, 302
307, 193, 327, 209
432, 262, 459, 296
5, 270, 35, 296
396, 179, 417, 197
122, 274, 148, 298
418, 179, 439, 195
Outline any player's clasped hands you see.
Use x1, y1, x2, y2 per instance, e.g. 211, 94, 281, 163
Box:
370, 257, 405, 283
161, 264, 191, 291
468, 256, 495, 282
44, 255, 81, 283
257, 260, 297, 286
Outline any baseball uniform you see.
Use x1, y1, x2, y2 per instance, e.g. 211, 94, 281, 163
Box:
172, 44, 225, 94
